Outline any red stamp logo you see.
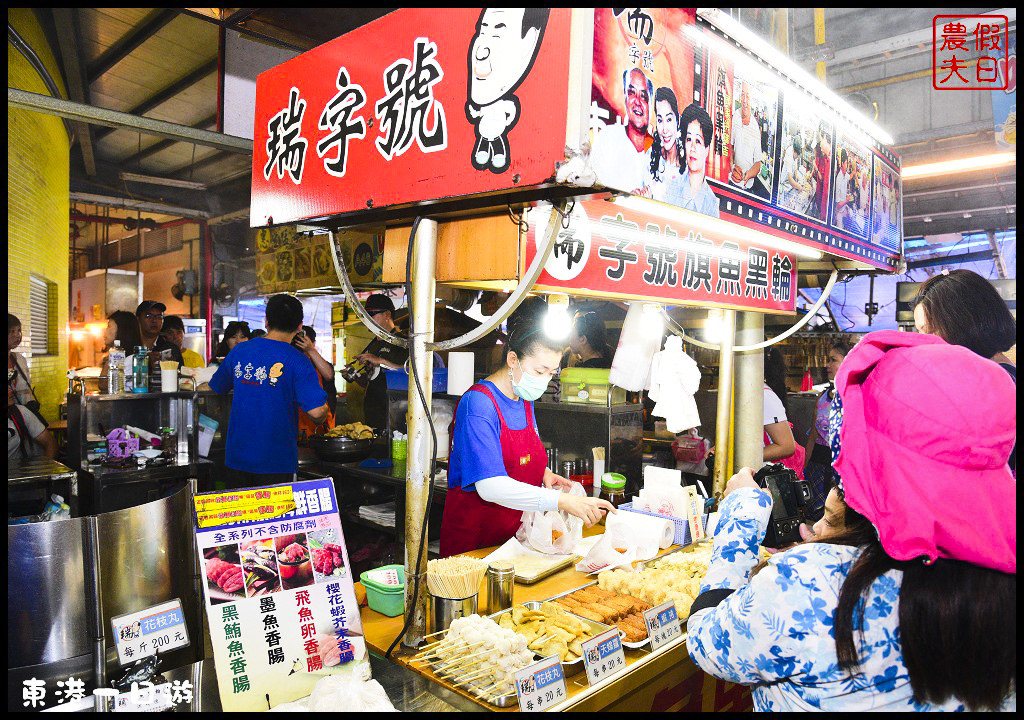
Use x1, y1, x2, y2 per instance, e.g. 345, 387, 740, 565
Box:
933, 15, 1009, 90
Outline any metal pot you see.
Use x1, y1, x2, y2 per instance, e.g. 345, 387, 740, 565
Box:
307, 435, 376, 463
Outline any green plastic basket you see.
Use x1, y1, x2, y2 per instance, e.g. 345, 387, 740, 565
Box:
360, 564, 406, 617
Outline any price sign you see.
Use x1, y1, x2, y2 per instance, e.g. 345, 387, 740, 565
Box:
643, 601, 683, 651
514, 655, 567, 712
581, 628, 626, 686
110, 599, 190, 666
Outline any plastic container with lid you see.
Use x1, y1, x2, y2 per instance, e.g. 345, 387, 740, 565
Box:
559, 368, 626, 405
359, 564, 405, 617
598, 472, 627, 524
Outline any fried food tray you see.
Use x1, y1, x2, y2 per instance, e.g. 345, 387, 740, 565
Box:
545, 581, 652, 649
487, 601, 614, 676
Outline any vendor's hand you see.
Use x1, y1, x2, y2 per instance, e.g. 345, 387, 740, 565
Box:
543, 469, 573, 492
558, 495, 615, 527
730, 165, 744, 183
724, 466, 758, 497
356, 353, 382, 366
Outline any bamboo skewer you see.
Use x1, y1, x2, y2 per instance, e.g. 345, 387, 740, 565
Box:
413, 638, 481, 660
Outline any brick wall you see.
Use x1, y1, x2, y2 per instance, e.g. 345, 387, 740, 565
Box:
8, 9, 71, 421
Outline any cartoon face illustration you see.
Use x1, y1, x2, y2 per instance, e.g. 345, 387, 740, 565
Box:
466, 8, 549, 173
469, 9, 544, 106
268, 362, 284, 386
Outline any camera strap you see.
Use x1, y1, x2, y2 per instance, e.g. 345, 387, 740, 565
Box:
689, 588, 735, 616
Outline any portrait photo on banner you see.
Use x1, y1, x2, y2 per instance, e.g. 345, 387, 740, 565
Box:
778, 92, 834, 223
716, 64, 778, 203
870, 155, 901, 252
830, 132, 872, 240
589, 8, 695, 198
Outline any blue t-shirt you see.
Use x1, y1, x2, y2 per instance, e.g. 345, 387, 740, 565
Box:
448, 381, 538, 492
209, 338, 327, 474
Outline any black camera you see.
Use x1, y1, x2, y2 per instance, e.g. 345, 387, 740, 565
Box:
754, 463, 812, 548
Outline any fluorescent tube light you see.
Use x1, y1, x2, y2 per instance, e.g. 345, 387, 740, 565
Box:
901, 152, 1016, 180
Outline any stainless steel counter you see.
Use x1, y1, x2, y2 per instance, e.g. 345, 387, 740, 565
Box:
166, 652, 481, 712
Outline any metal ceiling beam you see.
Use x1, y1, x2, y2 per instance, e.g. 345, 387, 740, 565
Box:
167, 149, 240, 180
94, 58, 217, 142
69, 191, 211, 220
86, 9, 179, 83
177, 8, 309, 52
52, 8, 96, 176
826, 8, 1015, 67
118, 112, 218, 167
8, 88, 252, 154
907, 249, 994, 270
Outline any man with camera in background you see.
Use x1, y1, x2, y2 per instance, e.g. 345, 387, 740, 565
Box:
210, 294, 328, 487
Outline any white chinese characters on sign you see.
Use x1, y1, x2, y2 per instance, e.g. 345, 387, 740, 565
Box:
317, 69, 368, 178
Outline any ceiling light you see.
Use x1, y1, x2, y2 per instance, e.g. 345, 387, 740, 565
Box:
697, 9, 895, 146
923, 216, 933, 223
120, 171, 207, 191
901, 152, 1015, 180
612, 196, 824, 260
543, 293, 572, 340
962, 213, 972, 219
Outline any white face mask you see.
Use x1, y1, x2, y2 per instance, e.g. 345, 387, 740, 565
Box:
510, 358, 550, 401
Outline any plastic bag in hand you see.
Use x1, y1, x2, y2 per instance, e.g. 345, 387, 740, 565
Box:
575, 522, 638, 573
516, 482, 586, 554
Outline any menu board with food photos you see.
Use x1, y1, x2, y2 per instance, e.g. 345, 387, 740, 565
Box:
194, 479, 364, 711
252, 225, 382, 294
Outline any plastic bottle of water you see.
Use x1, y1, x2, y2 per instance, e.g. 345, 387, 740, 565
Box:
108, 341, 125, 394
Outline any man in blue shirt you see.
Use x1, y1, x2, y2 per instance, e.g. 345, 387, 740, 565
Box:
210, 294, 328, 486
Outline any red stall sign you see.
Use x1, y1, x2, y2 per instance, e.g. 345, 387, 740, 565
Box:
524, 199, 798, 314
251, 8, 572, 227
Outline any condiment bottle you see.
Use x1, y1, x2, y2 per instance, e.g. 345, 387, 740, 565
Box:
485, 561, 515, 614
598, 472, 627, 524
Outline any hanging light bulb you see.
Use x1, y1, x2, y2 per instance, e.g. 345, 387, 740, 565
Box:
543, 293, 572, 340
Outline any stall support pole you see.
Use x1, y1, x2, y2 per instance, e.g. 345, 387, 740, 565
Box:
403, 218, 437, 649
712, 310, 737, 500
733, 313, 765, 471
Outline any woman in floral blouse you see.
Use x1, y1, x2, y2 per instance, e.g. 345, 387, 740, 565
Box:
687, 331, 1016, 712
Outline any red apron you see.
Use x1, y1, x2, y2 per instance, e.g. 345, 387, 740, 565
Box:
439, 383, 546, 557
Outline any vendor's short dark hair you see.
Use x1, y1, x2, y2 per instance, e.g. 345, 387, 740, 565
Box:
915, 269, 1016, 358
161, 315, 185, 334
266, 294, 304, 333
680, 102, 714, 146
8, 314, 21, 332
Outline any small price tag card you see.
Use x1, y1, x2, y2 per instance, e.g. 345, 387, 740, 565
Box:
514, 655, 567, 712
110, 599, 190, 666
644, 600, 683, 651
112, 682, 174, 712
582, 628, 626, 686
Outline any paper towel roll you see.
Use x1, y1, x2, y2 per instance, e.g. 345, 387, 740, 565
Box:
606, 509, 675, 552
447, 352, 475, 395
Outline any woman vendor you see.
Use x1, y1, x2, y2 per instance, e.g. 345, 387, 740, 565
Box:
440, 315, 615, 556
